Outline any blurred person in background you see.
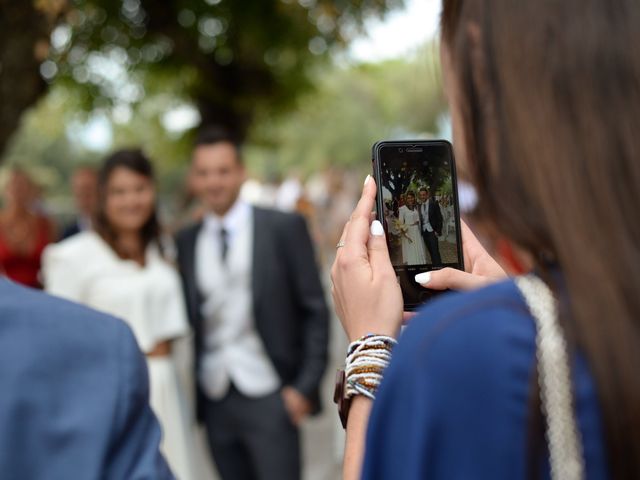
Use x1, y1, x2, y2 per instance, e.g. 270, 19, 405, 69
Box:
331, 0, 640, 478
42, 150, 194, 480
320, 168, 360, 263
0, 168, 55, 288
175, 127, 329, 480
60, 166, 98, 240
439, 195, 454, 241
276, 171, 303, 212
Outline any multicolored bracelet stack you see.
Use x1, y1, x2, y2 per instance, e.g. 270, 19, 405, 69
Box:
344, 334, 397, 400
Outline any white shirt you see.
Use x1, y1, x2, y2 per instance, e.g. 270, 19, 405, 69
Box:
420, 200, 434, 232
195, 200, 280, 399
42, 231, 189, 353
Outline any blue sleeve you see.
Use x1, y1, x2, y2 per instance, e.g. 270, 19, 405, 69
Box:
104, 324, 174, 480
361, 283, 537, 480
360, 334, 437, 479
360, 280, 608, 480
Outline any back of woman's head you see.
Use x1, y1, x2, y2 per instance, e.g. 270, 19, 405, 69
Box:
95, 149, 161, 253
441, 0, 640, 476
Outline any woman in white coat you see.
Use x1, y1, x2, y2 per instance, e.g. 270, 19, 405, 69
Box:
43, 149, 194, 480
397, 191, 427, 265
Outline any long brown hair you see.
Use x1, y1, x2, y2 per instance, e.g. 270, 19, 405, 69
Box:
95, 149, 162, 259
441, 0, 640, 477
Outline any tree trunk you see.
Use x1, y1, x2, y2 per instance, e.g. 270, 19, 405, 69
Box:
0, 1, 53, 160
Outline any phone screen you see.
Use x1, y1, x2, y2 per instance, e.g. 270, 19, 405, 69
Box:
373, 140, 464, 310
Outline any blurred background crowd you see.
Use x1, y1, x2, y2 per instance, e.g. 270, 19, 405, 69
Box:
0, 1, 451, 478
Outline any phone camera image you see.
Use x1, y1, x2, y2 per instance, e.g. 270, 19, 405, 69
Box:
374, 140, 464, 310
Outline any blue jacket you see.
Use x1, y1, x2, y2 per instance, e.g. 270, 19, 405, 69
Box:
0, 278, 173, 479
363, 279, 608, 479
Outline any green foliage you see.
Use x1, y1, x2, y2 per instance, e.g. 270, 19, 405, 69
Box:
3, 39, 447, 217
46, 0, 406, 137
246, 42, 447, 177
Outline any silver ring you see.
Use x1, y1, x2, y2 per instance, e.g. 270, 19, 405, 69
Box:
336, 241, 346, 249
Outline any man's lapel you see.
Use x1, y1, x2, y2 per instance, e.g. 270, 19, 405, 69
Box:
184, 222, 203, 326
251, 207, 267, 312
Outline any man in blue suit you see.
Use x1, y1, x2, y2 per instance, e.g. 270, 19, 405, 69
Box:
0, 277, 173, 479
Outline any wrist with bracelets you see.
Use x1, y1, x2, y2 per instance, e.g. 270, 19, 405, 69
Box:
334, 333, 397, 428
344, 333, 397, 400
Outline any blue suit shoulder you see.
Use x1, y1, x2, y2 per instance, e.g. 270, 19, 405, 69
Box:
0, 277, 133, 350
0, 279, 173, 479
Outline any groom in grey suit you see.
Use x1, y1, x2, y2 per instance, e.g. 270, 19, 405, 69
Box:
175, 127, 329, 480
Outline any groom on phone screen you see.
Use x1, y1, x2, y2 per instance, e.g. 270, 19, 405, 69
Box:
418, 187, 443, 266
175, 126, 329, 480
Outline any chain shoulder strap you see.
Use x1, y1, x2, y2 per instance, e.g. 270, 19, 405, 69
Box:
514, 275, 585, 480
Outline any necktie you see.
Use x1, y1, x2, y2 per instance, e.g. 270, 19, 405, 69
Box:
219, 227, 229, 263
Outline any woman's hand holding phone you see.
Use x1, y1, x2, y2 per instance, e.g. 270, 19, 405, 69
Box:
332, 179, 507, 333
332, 176, 508, 480
415, 220, 507, 291
400, 220, 507, 322
331, 176, 403, 342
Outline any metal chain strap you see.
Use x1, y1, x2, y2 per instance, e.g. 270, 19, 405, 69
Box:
514, 275, 585, 480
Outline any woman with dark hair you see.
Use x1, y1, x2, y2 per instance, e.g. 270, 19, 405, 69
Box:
332, 0, 640, 478
42, 149, 194, 480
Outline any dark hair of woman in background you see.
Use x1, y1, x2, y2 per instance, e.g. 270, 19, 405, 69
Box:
94, 149, 163, 262
332, 0, 640, 478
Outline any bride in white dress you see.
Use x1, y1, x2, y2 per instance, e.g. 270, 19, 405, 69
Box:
397, 191, 428, 265
43, 150, 194, 480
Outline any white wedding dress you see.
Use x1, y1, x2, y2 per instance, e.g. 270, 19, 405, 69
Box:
398, 205, 428, 265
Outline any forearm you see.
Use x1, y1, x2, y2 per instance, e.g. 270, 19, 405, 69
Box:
343, 397, 373, 480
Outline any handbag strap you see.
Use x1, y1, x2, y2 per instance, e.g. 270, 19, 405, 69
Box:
514, 275, 585, 480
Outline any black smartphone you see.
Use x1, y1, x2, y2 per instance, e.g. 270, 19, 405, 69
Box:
373, 140, 465, 310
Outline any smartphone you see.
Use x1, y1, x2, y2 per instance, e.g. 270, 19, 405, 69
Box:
372, 140, 464, 310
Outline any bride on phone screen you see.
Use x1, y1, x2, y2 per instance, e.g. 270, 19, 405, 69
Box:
397, 191, 427, 265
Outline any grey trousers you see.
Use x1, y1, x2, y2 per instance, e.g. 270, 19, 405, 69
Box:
203, 384, 301, 480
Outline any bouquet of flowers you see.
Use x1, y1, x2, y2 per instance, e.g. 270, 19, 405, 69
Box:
393, 218, 413, 243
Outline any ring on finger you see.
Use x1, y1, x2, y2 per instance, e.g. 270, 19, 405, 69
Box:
336, 241, 346, 249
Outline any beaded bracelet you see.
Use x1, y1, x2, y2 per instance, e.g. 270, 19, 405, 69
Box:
344, 334, 397, 401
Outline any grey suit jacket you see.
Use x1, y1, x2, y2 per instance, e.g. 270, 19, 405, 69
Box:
0, 278, 172, 479
175, 207, 329, 420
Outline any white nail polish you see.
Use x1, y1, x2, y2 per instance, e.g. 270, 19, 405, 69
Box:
364, 174, 371, 186
370, 220, 384, 236
415, 272, 431, 285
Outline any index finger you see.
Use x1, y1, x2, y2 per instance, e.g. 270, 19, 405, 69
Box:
343, 175, 377, 257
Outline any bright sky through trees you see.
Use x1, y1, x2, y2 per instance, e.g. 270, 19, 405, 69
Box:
348, 0, 441, 62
